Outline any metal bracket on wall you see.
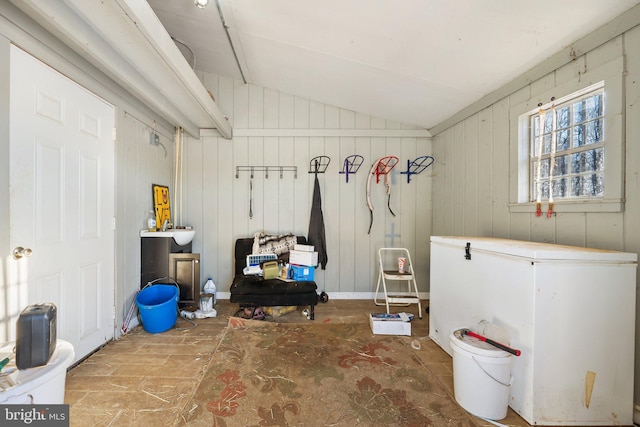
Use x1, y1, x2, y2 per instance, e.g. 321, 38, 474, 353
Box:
339, 154, 364, 183
235, 165, 298, 179
400, 155, 434, 183
308, 156, 331, 174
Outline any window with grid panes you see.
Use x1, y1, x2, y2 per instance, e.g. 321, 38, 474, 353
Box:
530, 85, 604, 203
510, 58, 624, 214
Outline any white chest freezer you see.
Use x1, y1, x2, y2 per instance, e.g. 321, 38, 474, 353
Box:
429, 236, 637, 426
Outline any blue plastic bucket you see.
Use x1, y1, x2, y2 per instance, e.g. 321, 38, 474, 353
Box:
136, 284, 179, 333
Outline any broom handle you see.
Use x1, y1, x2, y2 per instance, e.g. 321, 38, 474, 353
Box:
465, 329, 521, 356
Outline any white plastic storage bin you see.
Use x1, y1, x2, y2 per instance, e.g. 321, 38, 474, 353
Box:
0, 340, 74, 404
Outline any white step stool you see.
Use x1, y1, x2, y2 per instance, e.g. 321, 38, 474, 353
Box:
374, 247, 422, 318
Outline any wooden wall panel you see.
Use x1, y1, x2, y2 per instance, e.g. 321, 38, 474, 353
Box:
463, 115, 478, 236
586, 212, 625, 251
431, 129, 446, 235
398, 137, 420, 287
184, 85, 433, 298
184, 77, 433, 298
115, 109, 174, 334
451, 124, 465, 235
476, 107, 493, 236
354, 136, 373, 294
323, 136, 341, 291
293, 136, 310, 232
264, 88, 279, 129
233, 80, 249, 129
490, 98, 511, 238
215, 135, 235, 283
277, 136, 296, 232
555, 212, 586, 247
623, 26, 640, 407
338, 136, 357, 293
248, 84, 264, 129
232, 137, 250, 243
414, 138, 433, 291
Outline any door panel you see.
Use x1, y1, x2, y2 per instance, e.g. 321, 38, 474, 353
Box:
8, 45, 115, 362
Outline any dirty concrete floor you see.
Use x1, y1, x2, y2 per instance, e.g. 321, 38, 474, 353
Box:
64, 299, 532, 427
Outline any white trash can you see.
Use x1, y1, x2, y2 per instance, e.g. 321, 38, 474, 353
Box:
450, 329, 512, 420
0, 340, 74, 404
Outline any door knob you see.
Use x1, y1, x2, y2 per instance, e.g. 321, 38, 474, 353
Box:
13, 246, 33, 260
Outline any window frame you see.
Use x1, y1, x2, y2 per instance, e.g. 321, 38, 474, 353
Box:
509, 56, 625, 213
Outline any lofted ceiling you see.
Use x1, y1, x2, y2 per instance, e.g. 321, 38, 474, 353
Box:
147, 0, 640, 133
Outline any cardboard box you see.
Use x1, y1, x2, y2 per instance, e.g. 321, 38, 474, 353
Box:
290, 265, 315, 281
294, 244, 315, 252
369, 313, 412, 336
289, 250, 318, 266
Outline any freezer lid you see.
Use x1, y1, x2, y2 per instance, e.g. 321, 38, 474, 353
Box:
430, 236, 638, 263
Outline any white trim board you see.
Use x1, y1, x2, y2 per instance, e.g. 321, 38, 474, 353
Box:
200, 128, 432, 138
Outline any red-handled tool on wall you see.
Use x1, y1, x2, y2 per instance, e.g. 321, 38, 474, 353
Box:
462, 329, 521, 356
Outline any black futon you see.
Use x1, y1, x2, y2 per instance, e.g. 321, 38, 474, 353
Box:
229, 236, 318, 319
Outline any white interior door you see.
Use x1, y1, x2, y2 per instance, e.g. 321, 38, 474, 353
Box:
8, 45, 115, 362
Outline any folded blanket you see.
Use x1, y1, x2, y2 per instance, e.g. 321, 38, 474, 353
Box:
252, 232, 297, 256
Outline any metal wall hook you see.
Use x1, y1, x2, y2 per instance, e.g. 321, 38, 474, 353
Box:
308, 156, 330, 174
400, 155, 434, 183
339, 154, 364, 183
372, 156, 398, 183
235, 165, 298, 179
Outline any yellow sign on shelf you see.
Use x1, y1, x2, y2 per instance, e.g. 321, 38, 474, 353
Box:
152, 184, 171, 230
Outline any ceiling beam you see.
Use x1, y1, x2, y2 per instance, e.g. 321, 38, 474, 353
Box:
215, 0, 250, 84
10, 0, 233, 139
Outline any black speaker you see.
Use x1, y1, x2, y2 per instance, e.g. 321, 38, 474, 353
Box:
16, 303, 57, 370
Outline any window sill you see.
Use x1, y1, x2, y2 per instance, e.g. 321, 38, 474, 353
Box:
508, 198, 624, 214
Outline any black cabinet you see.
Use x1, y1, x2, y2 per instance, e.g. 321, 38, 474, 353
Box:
141, 237, 200, 305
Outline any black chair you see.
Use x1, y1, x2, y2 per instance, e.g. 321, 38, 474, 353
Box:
229, 236, 318, 319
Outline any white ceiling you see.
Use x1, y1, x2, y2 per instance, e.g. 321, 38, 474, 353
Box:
147, 0, 640, 131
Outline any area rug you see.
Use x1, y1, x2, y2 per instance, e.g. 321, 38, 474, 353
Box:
177, 318, 476, 426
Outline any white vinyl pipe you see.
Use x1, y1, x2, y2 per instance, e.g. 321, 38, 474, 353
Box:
173, 128, 181, 226
179, 129, 184, 224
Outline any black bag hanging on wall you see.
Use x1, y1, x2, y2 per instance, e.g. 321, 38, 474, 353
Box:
307, 174, 327, 269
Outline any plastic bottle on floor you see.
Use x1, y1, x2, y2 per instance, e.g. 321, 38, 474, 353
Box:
204, 278, 216, 305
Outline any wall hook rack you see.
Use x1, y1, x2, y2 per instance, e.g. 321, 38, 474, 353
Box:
372, 156, 399, 183
235, 165, 298, 179
308, 156, 331, 174
339, 154, 364, 183
400, 155, 434, 183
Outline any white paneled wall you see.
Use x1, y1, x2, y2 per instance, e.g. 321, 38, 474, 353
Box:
432, 26, 640, 406
115, 109, 174, 334
182, 73, 433, 298
432, 31, 640, 250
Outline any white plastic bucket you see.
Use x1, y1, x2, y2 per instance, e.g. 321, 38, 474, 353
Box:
0, 340, 75, 404
450, 329, 512, 420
